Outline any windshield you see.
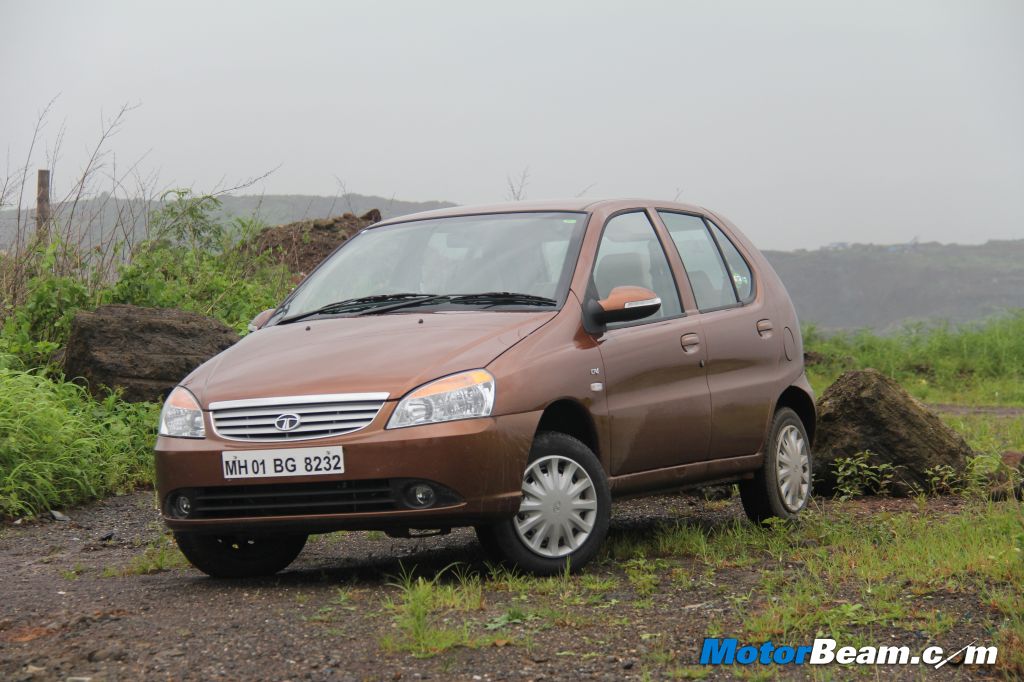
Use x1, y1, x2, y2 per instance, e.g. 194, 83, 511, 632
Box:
276, 212, 587, 321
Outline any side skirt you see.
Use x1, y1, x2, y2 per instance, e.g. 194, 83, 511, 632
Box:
608, 453, 763, 498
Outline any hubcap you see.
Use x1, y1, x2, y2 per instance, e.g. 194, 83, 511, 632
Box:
776, 424, 810, 512
514, 455, 598, 558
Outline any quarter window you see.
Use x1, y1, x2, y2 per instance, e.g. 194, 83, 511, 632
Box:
593, 212, 682, 325
707, 220, 753, 302
659, 212, 737, 310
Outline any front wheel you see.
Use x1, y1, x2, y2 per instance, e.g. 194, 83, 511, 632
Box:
739, 407, 813, 523
174, 532, 307, 578
476, 431, 611, 575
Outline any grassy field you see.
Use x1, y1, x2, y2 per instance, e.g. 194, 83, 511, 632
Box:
359, 414, 1024, 677
804, 311, 1024, 406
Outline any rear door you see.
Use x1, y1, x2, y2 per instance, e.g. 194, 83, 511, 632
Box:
589, 210, 712, 475
656, 211, 781, 458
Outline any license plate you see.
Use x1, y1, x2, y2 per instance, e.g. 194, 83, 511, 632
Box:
221, 447, 344, 480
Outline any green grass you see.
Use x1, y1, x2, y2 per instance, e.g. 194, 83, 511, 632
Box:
804, 311, 1024, 406
941, 413, 1024, 454
381, 563, 494, 657
0, 362, 159, 518
593, 498, 1023, 677
106, 534, 188, 576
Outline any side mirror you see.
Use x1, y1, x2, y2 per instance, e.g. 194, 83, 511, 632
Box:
587, 286, 661, 328
247, 308, 276, 333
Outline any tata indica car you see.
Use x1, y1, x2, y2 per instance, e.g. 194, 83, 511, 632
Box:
156, 199, 815, 577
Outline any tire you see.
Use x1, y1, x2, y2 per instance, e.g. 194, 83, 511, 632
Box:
476, 431, 611, 575
174, 531, 308, 578
740, 407, 813, 523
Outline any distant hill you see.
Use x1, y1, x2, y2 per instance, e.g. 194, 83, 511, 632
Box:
763, 240, 1024, 332
2, 194, 1019, 331
0, 193, 456, 251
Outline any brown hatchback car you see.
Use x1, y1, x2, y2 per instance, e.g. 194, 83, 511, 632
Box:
156, 199, 815, 577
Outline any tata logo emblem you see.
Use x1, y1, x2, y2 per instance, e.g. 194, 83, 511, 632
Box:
274, 413, 302, 431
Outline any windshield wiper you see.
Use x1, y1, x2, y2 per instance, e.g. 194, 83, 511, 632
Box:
357, 292, 557, 315
277, 293, 438, 324
360, 291, 558, 314
446, 292, 557, 307
281, 291, 558, 323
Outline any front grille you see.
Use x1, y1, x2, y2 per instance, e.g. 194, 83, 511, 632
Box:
185, 480, 397, 518
209, 392, 389, 442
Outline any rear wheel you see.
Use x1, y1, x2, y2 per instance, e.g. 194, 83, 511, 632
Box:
476, 431, 610, 575
174, 532, 307, 578
739, 407, 812, 523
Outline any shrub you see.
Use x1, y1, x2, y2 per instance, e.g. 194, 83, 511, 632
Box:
0, 244, 93, 367
102, 191, 294, 333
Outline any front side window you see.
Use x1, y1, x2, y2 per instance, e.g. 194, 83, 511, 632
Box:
592, 212, 682, 325
278, 212, 586, 320
659, 211, 738, 310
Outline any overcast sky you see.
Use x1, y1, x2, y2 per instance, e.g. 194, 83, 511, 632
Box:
2, 0, 1022, 250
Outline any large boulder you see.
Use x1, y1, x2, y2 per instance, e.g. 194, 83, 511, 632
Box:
64, 305, 239, 403
813, 369, 975, 496
248, 209, 381, 275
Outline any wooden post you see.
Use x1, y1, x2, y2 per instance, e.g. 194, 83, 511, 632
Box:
36, 169, 51, 236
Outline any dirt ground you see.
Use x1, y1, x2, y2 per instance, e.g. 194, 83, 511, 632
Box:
0, 491, 1002, 681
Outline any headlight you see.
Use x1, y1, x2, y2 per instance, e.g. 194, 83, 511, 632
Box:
387, 369, 495, 429
159, 386, 206, 438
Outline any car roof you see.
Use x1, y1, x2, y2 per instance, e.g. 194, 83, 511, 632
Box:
371, 198, 710, 227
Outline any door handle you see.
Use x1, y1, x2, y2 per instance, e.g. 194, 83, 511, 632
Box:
680, 333, 701, 353
756, 319, 774, 337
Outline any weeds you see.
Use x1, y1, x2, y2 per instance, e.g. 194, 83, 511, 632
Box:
381, 563, 491, 657
111, 534, 188, 576
832, 451, 898, 498
0, 365, 158, 517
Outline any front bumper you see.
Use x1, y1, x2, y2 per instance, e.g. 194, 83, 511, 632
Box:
155, 410, 540, 534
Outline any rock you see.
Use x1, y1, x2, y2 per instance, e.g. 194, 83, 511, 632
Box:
246, 210, 382, 275
63, 305, 239, 403
87, 646, 125, 662
48, 510, 70, 522
813, 369, 975, 496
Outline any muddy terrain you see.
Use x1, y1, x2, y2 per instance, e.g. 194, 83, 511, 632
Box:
0, 490, 1005, 681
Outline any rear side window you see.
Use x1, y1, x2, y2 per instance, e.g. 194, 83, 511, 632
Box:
593, 211, 682, 325
707, 221, 754, 302
659, 212, 737, 310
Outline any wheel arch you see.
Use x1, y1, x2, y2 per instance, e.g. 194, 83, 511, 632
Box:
775, 385, 816, 446
535, 399, 601, 463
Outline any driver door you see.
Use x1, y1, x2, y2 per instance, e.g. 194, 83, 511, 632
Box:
590, 211, 712, 476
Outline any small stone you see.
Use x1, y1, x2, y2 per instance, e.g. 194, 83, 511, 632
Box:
621, 660, 635, 670
25, 665, 44, 674
66, 677, 92, 682
49, 510, 70, 522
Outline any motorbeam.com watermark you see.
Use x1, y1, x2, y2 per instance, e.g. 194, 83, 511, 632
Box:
700, 637, 998, 669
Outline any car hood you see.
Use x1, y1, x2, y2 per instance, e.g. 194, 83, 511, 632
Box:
183, 311, 555, 406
